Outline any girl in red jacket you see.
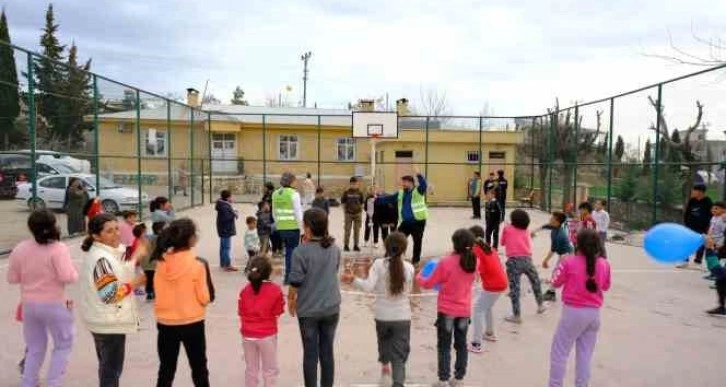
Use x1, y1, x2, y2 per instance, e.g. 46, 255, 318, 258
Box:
468, 226, 508, 353
238, 257, 285, 387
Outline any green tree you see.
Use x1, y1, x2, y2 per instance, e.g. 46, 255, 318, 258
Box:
614, 135, 625, 161
642, 139, 652, 175
231, 86, 248, 105
56, 43, 92, 148
34, 4, 65, 143
617, 164, 637, 202
0, 9, 22, 149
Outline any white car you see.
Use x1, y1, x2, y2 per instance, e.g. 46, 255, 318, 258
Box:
15, 173, 149, 214
15, 150, 92, 173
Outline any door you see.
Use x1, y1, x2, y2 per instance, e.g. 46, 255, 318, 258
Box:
37, 176, 68, 208
395, 150, 414, 183
211, 133, 238, 174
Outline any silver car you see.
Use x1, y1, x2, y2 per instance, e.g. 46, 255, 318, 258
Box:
15, 173, 149, 213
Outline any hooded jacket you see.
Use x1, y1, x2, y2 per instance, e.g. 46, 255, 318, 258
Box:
215, 199, 238, 238
154, 250, 210, 326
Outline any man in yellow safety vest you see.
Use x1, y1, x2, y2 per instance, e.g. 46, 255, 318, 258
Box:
272, 172, 304, 284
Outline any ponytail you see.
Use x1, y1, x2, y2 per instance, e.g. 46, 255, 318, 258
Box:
576, 229, 600, 293
303, 208, 335, 248
246, 257, 272, 294
81, 236, 94, 252
468, 226, 492, 254
452, 229, 476, 273
384, 232, 408, 296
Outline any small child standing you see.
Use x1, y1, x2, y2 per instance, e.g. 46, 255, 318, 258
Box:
238, 257, 285, 387
142, 222, 166, 301
256, 201, 273, 256
342, 232, 415, 386
467, 226, 507, 353
417, 229, 478, 386
548, 229, 611, 387
119, 210, 138, 247
537, 211, 574, 302
501, 209, 546, 324
129, 223, 149, 296
216, 189, 239, 272
245, 216, 261, 271
484, 189, 503, 249
568, 202, 597, 250
311, 187, 330, 215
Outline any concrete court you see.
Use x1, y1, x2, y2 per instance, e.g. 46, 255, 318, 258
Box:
0, 205, 725, 387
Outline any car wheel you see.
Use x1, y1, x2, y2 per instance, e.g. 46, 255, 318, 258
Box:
28, 197, 46, 211
102, 199, 120, 214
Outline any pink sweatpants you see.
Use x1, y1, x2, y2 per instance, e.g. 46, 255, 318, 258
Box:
242, 335, 279, 387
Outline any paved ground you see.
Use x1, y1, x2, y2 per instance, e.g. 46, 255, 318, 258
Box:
1, 205, 725, 386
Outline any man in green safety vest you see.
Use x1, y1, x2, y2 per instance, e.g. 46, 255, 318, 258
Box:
468, 171, 483, 220
272, 172, 304, 284
376, 166, 428, 266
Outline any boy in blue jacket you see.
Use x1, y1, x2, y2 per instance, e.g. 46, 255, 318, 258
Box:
216, 189, 239, 271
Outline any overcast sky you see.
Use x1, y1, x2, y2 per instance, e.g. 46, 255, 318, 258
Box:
3, 0, 726, 147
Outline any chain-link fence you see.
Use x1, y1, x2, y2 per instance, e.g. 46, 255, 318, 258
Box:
2, 40, 726, 253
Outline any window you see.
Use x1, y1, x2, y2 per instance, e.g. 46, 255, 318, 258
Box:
212, 133, 236, 151
278, 135, 299, 160
39, 176, 66, 189
336, 138, 356, 162
467, 151, 480, 163
143, 129, 167, 157
395, 150, 414, 158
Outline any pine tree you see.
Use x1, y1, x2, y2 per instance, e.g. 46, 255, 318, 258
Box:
34, 4, 65, 143
0, 9, 21, 149
231, 86, 248, 105
57, 43, 92, 149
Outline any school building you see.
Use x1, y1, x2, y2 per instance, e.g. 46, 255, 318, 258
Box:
93, 90, 522, 205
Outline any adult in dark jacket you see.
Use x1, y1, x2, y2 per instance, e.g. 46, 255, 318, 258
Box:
216, 189, 239, 271
678, 184, 713, 268
372, 191, 398, 244
495, 169, 508, 216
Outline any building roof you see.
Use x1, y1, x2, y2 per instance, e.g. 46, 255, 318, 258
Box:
203, 104, 353, 126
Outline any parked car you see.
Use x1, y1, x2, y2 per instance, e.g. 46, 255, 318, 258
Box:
15, 173, 150, 214
0, 153, 77, 199
11, 150, 92, 173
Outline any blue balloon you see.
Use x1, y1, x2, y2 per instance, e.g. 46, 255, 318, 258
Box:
644, 223, 705, 264
420, 259, 441, 291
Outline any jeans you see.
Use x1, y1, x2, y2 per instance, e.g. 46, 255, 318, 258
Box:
92, 333, 126, 387
344, 212, 362, 248
506, 257, 544, 316
219, 236, 232, 268
435, 313, 469, 382
156, 320, 209, 387
22, 302, 75, 387
243, 335, 279, 387
471, 196, 481, 218
471, 290, 503, 345
375, 320, 411, 387
298, 314, 339, 387
279, 229, 300, 285
485, 221, 500, 249
549, 305, 601, 387
597, 231, 608, 258
398, 220, 426, 264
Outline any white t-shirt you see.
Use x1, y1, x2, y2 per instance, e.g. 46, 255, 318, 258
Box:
353, 257, 414, 321
710, 216, 726, 247
592, 209, 610, 233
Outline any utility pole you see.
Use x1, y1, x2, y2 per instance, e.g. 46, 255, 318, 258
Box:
301, 51, 312, 107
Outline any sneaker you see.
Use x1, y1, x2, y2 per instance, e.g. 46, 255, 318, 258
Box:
483, 332, 498, 342
146, 293, 155, 301
706, 306, 726, 317
468, 342, 483, 354
373, 243, 379, 249
505, 315, 522, 324
537, 304, 548, 314
449, 378, 465, 386
344, 246, 350, 252
354, 246, 361, 252
223, 266, 239, 272
543, 290, 557, 302
675, 262, 689, 269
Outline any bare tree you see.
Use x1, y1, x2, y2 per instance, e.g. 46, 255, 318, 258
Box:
413, 87, 451, 124
646, 27, 725, 66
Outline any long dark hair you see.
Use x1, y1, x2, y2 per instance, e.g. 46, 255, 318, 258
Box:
384, 232, 408, 296
247, 256, 272, 294
303, 208, 334, 248
81, 213, 117, 252
468, 225, 492, 254
27, 209, 61, 244
452, 228, 476, 273
151, 218, 196, 261
577, 228, 601, 293
150, 196, 169, 213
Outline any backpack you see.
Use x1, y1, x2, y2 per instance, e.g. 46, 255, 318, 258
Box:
196, 257, 216, 303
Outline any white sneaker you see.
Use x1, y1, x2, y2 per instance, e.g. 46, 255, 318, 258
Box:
373, 243, 379, 249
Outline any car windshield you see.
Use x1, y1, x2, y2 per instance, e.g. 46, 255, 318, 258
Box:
82, 176, 120, 189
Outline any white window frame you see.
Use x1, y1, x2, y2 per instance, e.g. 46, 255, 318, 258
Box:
466, 150, 480, 163
278, 135, 299, 161
336, 138, 356, 162
143, 129, 167, 157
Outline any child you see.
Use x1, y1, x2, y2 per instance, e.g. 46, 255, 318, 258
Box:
245, 216, 261, 270
568, 202, 597, 250
484, 189, 503, 249
256, 201, 273, 256
592, 200, 610, 247
311, 187, 330, 215
119, 210, 138, 247
468, 226, 507, 353
548, 229, 611, 387
501, 209, 546, 323
705, 241, 726, 316
287, 208, 342, 387
238, 257, 285, 387
129, 223, 148, 296
537, 211, 574, 302
363, 187, 376, 247
142, 222, 166, 301
417, 229, 478, 386
216, 189, 239, 272
342, 232, 415, 386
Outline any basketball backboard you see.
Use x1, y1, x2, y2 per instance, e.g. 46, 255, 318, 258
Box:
352, 111, 399, 139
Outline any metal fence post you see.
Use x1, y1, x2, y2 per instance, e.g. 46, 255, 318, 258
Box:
262, 115, 267, 183
135, 90, 142, 216
573, 105, 579, 205
317, 115, 322, 187
606, 98, 614, 207
27, 52, 37, 205
548, 111, 555, 212
190, 108, 195, 207
207, 112, 213, 204
530, 117, 535, 193
425, 116, 430, 177
478, 117, 483, 176
166, 101, 172, 200
653, 84, 663, 225
92, 75, 100, 191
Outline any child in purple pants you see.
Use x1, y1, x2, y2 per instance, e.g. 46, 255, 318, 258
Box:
548, 229, 611, 387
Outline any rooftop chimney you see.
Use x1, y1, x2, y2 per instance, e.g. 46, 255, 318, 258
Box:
396, 98, 409, 116
357, 99, 375, 112
186, 88, 200, 107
